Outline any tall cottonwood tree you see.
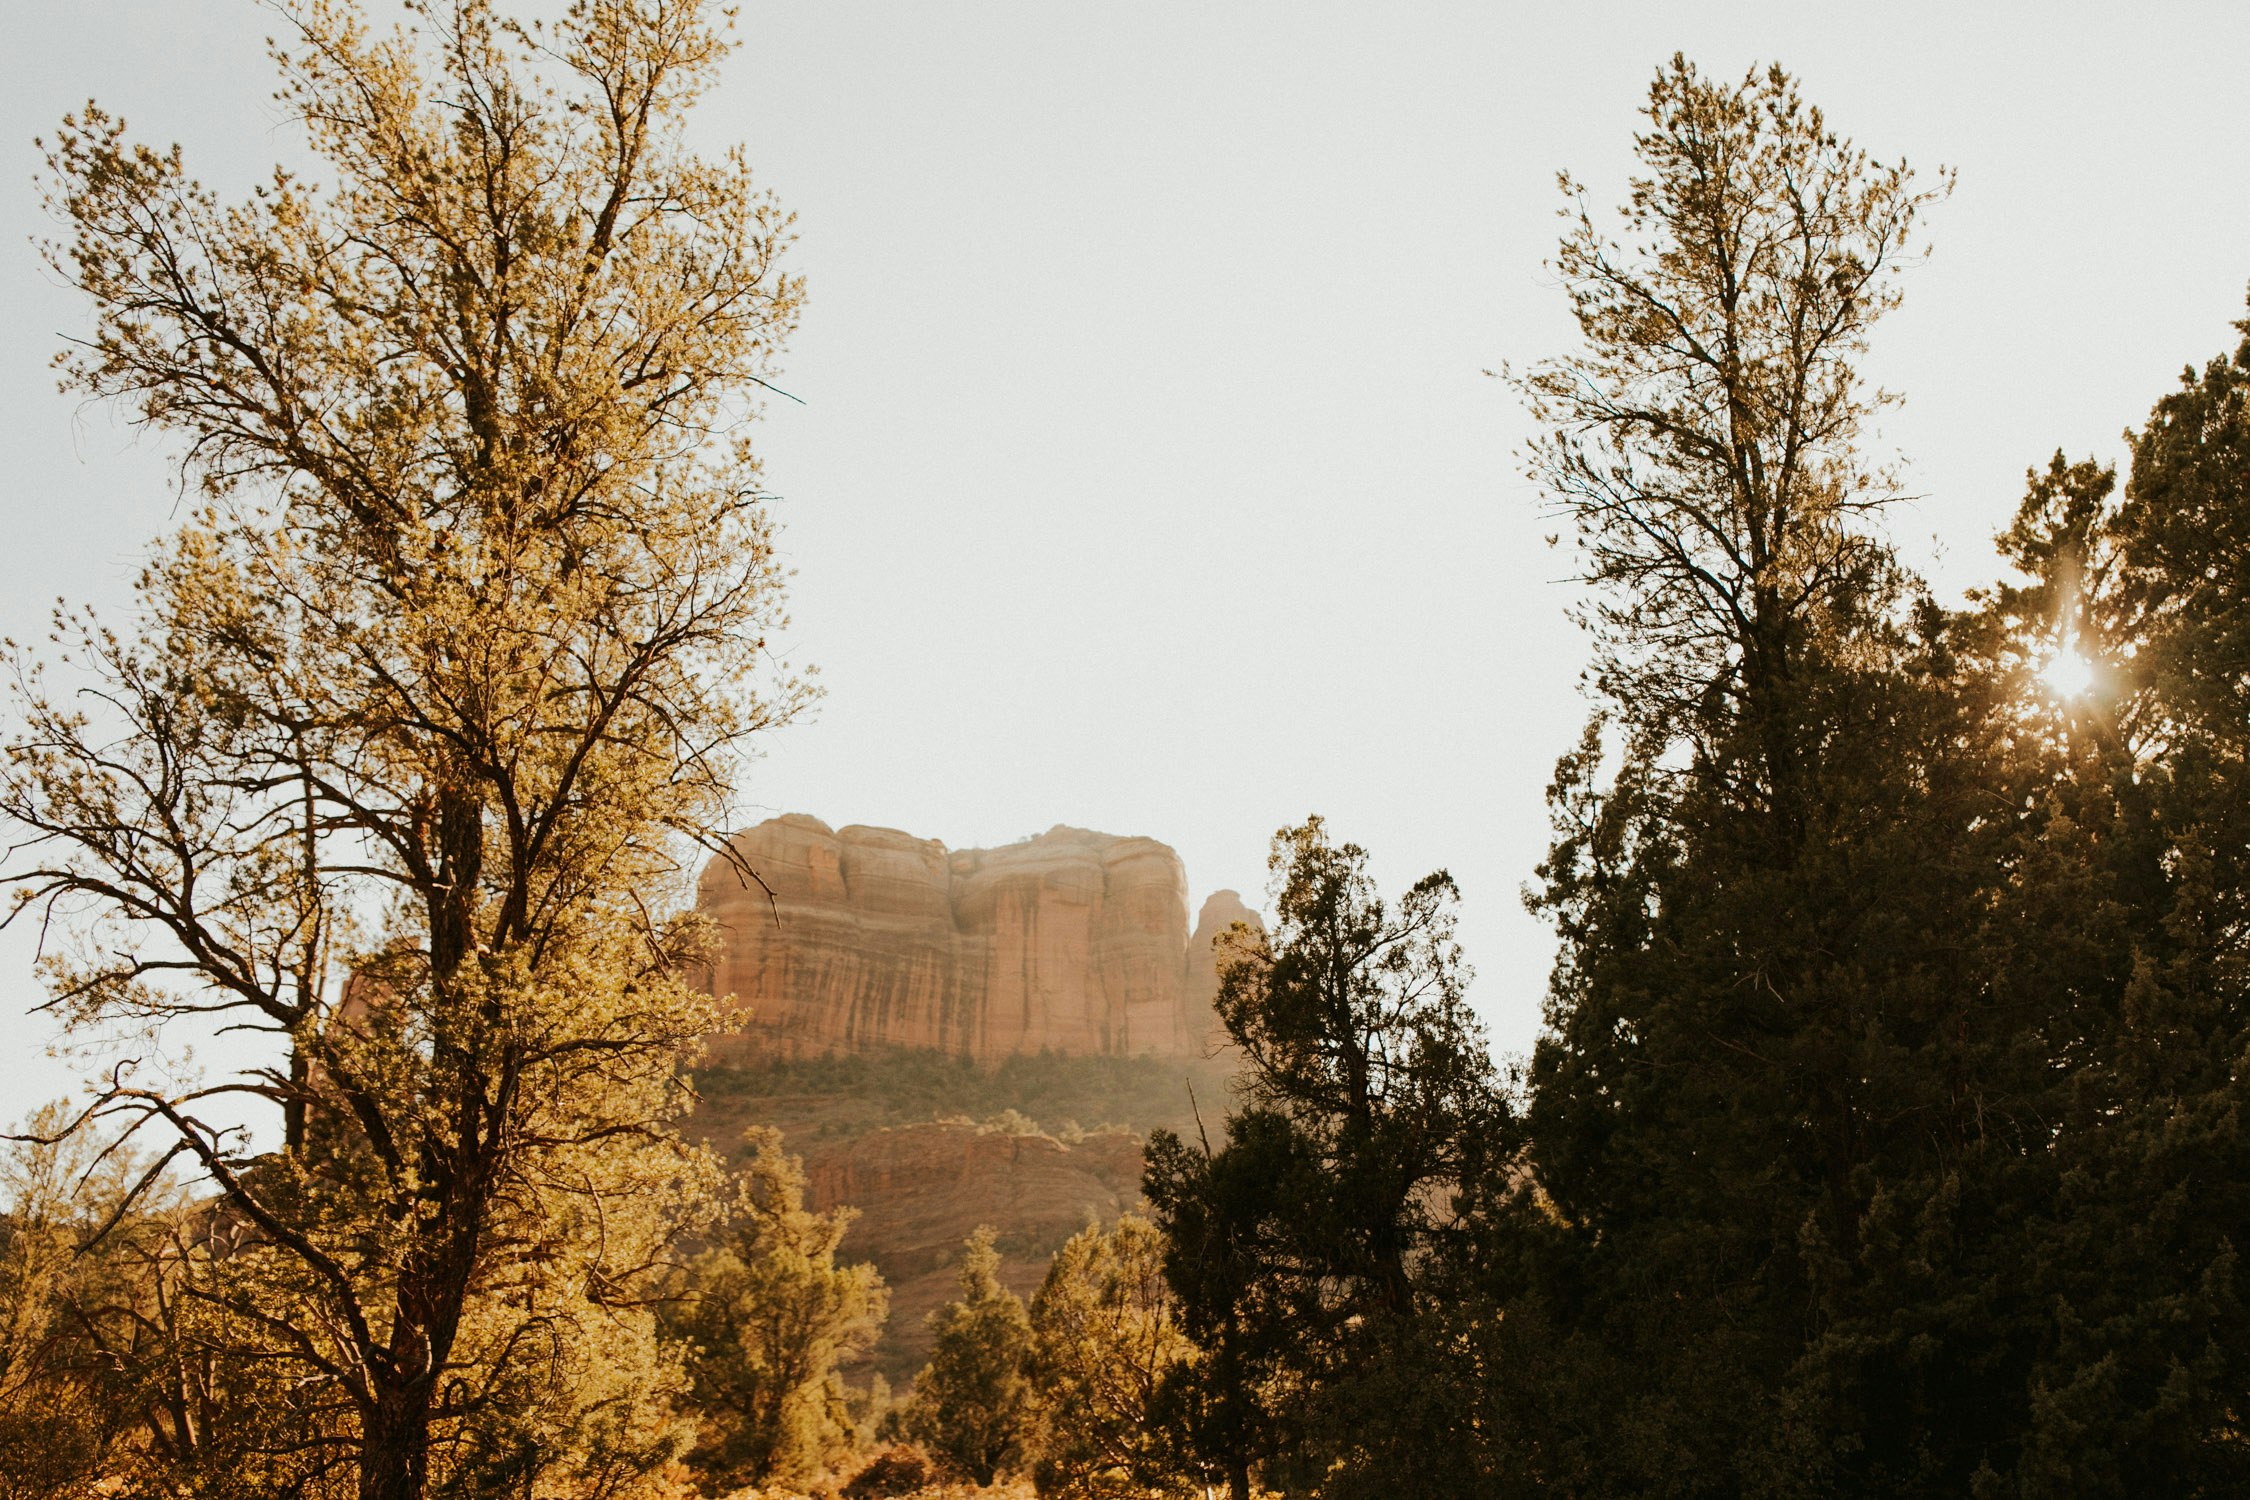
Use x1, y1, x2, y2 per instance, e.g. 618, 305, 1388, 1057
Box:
3, 2, 806, 1495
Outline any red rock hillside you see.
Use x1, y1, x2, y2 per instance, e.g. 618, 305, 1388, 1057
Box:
689, 816, 1257, 1377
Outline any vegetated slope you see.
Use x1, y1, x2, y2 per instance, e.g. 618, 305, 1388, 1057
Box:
692, 1050, 1238, 1380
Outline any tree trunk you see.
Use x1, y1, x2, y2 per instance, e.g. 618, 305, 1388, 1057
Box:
1228, 1459, 1252, 1500
284, 1043, 308, 1153
429, 786, 484, 979
360, 1393, 432, 1500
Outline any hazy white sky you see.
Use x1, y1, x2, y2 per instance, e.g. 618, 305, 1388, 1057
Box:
5, 1, 2248, 1123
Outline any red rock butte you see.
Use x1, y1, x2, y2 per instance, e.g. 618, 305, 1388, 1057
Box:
696, 815, 1257, 1064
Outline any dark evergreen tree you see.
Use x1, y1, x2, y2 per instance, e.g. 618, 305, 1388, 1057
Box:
1126, 58, 2250, 1500
1146, 818, 1498, 1499
1966, 335, 2250, 1494
899, 1227, 1036, 1486
1493, 55, 2250, 1487
1144, 1110, 1307, 1500
1484, 57, 2094, 1495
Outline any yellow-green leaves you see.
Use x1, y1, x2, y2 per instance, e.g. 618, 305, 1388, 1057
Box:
8, 4, 807, 1494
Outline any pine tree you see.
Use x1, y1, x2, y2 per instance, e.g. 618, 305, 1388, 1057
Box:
1146, 818, 1496, 1499
1025, 1213, 1200, 1500
1486, 58, 2090, 1494
1969, 333, 2250, 1492
901, 1227, 1035, 1485
667, 1129, 889, 1490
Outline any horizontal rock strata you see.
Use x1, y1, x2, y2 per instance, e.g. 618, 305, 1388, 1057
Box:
698, 816, 1250, 1064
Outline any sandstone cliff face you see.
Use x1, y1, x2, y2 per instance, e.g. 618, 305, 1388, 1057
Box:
1186, 888, 1261, 1052
698, 816, 1247, 1064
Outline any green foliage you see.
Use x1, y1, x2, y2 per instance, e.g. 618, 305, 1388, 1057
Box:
1481, 49, 2250, 1500
698, 1047, 1236, 1144
1142, 1116, 1298, 1500
7, 27, 2250, 1500
901, 1228, 1036, 1485
1484, 54, 2105, 1499
1026, 1214, 1200, 1499
1146, 818, 1495, 1500
5, 2, 803, 1495
666, 1129, 889, 1490
1958, 334, 2250, 1494
1515, 54, 1948, 740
